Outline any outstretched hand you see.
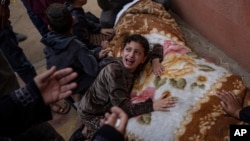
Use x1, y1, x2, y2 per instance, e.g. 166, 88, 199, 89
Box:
34, 66, 77, 105
153, 96, 177, 111
150, 58, 164, 76
216, 90, 242, 119
100, 106, 128, 135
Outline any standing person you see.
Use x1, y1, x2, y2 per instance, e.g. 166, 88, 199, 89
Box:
0, 0, 37, 84
216, 90, 250, 124
65, 0, 114, 50
76, 34, 177, 140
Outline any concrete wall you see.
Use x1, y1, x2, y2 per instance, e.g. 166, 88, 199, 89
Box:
171, 0, 250, 72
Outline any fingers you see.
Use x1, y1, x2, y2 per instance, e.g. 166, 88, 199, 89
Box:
35, 66, 57, 82
101, 106, 128, 135
58, 83, 77, 99
54, 68, 78, 85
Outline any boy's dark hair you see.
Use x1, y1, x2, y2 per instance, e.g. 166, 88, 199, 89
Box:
46, 3, 72, 34
121, 34, 150, 56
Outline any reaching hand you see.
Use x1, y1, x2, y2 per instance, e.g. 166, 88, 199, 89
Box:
34, 66, 77, 105
216, 90, 242, 119
99, 48, 112, 59
150, 58, 164, 76
100, 106, 128, 135
153, 96, 177, 111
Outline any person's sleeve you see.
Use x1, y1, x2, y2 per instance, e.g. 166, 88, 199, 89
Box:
92, 125, 124, 141
239, 106, 250, 124
149, 44, 163, 62
77, 44, 100, 77
0, 80, 52, 136
85, 12, 102, 33
106, 64, 154, 117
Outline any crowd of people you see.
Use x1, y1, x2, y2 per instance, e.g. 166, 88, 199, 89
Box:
1, 0, 249, 141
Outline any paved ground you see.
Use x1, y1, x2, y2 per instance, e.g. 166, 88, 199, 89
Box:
8, 0, 250, 140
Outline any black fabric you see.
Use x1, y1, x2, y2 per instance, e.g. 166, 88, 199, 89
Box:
0, 81, 52, 136
92, 125, 124, 141
239, 106, 250, 124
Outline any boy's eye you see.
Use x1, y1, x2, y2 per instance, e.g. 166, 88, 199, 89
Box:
135, 50, 142, 56
125, 48, 131, 52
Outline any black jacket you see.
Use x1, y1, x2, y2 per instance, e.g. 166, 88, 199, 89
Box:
65, 3, 101, 50
41, 32, 101, 95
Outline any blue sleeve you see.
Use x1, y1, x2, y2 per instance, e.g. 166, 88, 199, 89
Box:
77, 45, 101, 77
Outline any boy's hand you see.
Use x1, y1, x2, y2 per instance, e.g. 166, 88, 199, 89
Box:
101, 40, 109, 48
100, 106, 128, 135
153, 97, 177, 111
99, 48, 112, 59
151, 58, 164, 76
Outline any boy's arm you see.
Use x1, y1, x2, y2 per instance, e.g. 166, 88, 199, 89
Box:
150, 44, 164, 76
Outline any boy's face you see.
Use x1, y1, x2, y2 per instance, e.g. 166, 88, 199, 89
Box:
121, 41, 147, 73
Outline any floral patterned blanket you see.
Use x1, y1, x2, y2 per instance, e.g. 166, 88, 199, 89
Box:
108, 0, 250, 140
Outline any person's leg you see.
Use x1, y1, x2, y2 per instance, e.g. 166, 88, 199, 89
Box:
20, 0, 49, 36
0, 24, 37, 84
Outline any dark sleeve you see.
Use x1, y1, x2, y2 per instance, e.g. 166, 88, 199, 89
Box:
92, 125, 124, 141
106, 64, 154, 117
85, 12, 102, 33
0, 80, 52, 136
77, 44, 100, 77
149, 44, 163, 62
239, 106, 250, 124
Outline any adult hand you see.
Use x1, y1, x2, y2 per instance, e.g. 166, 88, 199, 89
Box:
34, 66, 77, 105
216, 90, 242, 119
100, 106, 128, 135
153, 96, 177, 111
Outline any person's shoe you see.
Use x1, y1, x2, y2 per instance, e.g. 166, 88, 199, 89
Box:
15, 32, 27, 42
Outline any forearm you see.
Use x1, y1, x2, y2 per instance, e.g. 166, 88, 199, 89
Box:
0, 80, 52, 136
